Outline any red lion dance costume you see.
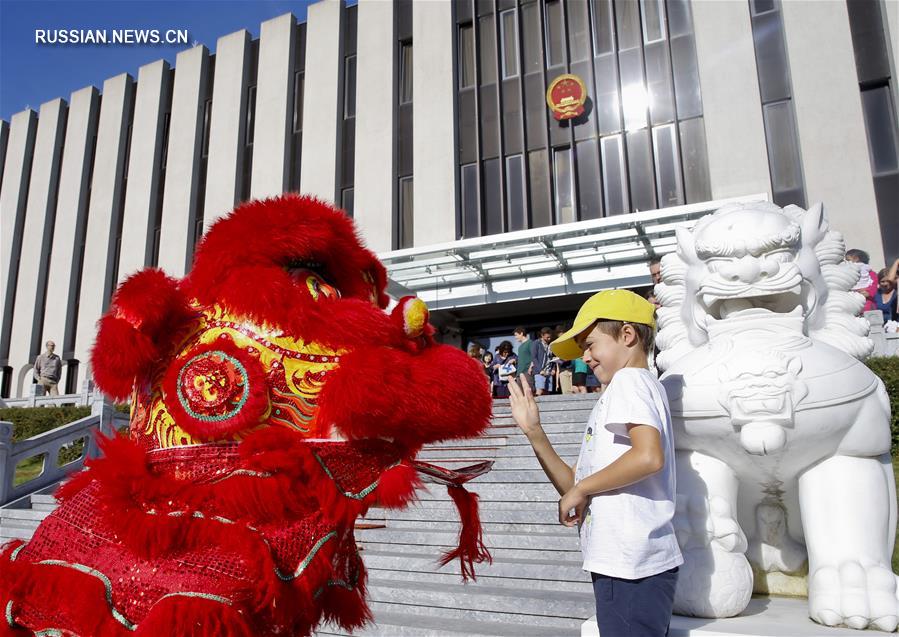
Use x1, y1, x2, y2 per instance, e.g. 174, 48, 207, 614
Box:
0, 195, 493, 636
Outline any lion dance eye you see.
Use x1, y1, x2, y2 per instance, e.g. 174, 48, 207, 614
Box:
306, 275, 340, 301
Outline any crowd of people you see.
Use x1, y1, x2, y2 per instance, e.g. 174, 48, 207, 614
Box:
847, 250, 898, 328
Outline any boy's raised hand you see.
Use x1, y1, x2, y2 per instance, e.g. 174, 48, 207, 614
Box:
508, 376, 542, 438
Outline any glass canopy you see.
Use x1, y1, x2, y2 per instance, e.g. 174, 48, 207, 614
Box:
380, 195, 766, 311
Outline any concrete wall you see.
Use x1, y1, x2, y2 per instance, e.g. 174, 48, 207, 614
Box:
691, 0, 771, 201
300, 0, 342, 202
7, 99, 67, 393
0, 122, 8, 186
118, 60, 171, 280
251, 13, 296, 199
42, 87, 100, 373
157, 46, 209, 277
354, 0, 394, 252
203, 30, 250, 230
73, 73, 134, 385
412, 0, 456, 246
0, 110, 37, 368
781, 0, 882, 265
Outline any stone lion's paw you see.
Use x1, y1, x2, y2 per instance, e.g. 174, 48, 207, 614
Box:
810, 562, 899, 631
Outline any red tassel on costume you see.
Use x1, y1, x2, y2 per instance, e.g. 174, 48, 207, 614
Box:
438, 485, 492, 581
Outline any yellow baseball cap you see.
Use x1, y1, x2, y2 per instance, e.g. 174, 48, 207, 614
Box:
550, 289, 656, 360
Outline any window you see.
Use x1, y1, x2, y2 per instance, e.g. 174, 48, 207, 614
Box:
159, 112, 171, 170
861, 86, 899, 176
293, 72, 304, 133
652, 124, 684, 207
341, 187, 354, 217
459, 24, 475, 88
461, 164, 479, 237
245, 85, 256, 146
506, 154, 526, 231
400, 177, 413, 247
641, 0, 666, 44
592, 0, 615, 56
545, 1, 565, 67
601, 136, 629, 215
400, 42, 413, 103
679, 117, 711, 203
344, 55, 357, 118
500, 9, 519, 79
201, 99, 212, 157
575, 139, 602, 220
529, 149, 551, 228
553, 146, 575, 224
763, 100, 805, 206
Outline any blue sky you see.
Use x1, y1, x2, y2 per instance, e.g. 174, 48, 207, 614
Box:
0, 0, 325, 122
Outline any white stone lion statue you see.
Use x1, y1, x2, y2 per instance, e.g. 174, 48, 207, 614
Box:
656, 201, 896, 631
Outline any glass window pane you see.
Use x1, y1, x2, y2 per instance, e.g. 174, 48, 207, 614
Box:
619, 49, 647, 131
459, 24, 475, 88
479, 16, 496, 85
344, 55, 357, 117
246, 85, 257, 145
751, 0, 777, 16
601, 135, 628, 215
652, 124, 683, 207
400, 177, 413, 247
615, 0, 641, 51
576, 139, 602, 219
545, 0, 565, 67
752, 11, 791, 104
641, 0, 666, 44
400, 43, 413, 102
846, 0, 891, 84
666, 0, 692, 38
342, 187, 354, 216
595, 55, 621, 134
501, 10, 519, 78
462, 164, 480, 237
679, 116, 711, 203
763, 101, 803, 193
459, 89, 478, 163
529, 149, 551, 228
861, 86, 899, 175
627, 128, 656, 211
506, 154, 527, 230
480, 84, 500, 159
568, 0, 591, 63
645, 41, 674, 124
484, 158, 503, 235
521, 3, 541, 74
293, 72, 304, 133
553, 147, 576, 224
591, 0, 614, 55
671, 32, 702, 119
524, 73, 547, 150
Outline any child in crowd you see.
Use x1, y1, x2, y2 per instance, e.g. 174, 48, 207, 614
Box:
508, 290, 682, 636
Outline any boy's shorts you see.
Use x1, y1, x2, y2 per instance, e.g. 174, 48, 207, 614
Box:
591, 567, 678, 636
534, 373, 554, 392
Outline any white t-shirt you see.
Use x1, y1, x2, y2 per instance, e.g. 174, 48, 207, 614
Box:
573, 367, 683, 579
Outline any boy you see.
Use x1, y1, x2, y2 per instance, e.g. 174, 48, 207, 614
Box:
508, 290, 682, 636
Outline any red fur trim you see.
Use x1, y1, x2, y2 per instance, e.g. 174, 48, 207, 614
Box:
160, 338, 271, 439
318, 344, 492, 447
109, 269, 190, 335
135, 595, 254, 637
374, 463, 421, 509
317, 561, 371, 632
185, 196, 392, 345
90, 316, 162, 400
438, 485, 492, 581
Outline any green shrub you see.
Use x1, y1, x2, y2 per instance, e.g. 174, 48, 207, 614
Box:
867, 356, 899, 455
0, 407, 91, 442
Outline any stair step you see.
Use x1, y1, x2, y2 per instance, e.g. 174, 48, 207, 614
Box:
370, 502, 559, 524
493, 443, 581, 457
357, 527, 579, 553
416, 482, 561, 502
490, 410, 594, 425
315, 609, 579, 636
0, 508, 50, 522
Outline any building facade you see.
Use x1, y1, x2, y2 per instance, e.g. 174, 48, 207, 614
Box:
1, 0, 897, 397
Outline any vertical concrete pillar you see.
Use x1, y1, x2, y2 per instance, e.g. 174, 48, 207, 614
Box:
354, 0, 395, 252
8, 99, 67, 394
74, 73, 135, 383
413, 0, 456, 246
118, 60, 172, 280
42, 87, 100, 377
0, 122, 8, 186
158, 45, 209, 277
0, 109, 37, 369
300, 0, 342, 202
781, 1, 881, 263
203, 30, 251, 230
691, 0, 771, 201
251, 13, 296, 199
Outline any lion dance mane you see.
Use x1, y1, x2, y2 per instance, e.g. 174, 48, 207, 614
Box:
0, 195, 493, 636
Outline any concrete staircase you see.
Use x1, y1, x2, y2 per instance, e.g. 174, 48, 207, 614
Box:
0, 394, 598, 636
